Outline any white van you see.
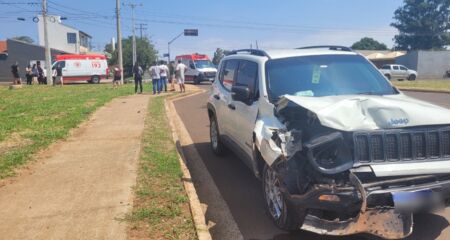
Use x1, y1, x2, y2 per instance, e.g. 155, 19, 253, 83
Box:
52, 54, 109, 83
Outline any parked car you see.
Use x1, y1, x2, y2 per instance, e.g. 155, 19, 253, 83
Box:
52, 54, 109, 84
207, 46, 450, 239
379, 64, 417, 81
175, 54, 217, 84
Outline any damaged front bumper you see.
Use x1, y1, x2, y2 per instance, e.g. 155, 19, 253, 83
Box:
284, 173, 450, 239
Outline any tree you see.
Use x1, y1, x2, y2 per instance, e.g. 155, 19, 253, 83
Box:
351, 37, 388, 50
391, 0, 450, 50
12, 36, 34, 44
105, 36, 158, 76
212, 48, 225, 65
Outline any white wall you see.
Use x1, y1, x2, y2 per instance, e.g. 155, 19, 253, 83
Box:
37, 15, 79, 54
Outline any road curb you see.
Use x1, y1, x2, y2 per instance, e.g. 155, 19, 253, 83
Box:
399, 88, 450, 94
165, 90, 212, 240
165, 86, 244, 240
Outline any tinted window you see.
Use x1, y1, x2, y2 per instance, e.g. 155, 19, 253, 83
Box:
222, 60, 239, 90
393, 66, 399, 70
266, 55, 396, 102
400, 66, 407, 70
381, 65, 391, 70
236, 60, 258, 97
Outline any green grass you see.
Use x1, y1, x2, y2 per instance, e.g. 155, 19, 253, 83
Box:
393, 80, 450, 92
127, 96, 196, 240
0, 84, 135, 178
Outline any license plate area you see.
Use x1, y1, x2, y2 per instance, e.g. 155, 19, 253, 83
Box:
392, 189, 442, 213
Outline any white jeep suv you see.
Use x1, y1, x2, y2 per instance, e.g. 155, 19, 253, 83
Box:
207, 46, 450, 239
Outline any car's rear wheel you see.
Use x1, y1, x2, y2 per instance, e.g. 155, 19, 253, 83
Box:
263, 164, 305, 230
408, 74, 416, 81
91, 75, 100, 84
210, 116, 226, 155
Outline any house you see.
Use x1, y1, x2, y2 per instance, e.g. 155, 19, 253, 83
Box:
37, 15, 92, 54
357, 50, 406, 68
0, 39, 66, 82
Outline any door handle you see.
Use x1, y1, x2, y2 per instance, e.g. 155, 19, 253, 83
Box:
228, 103, 236, 110
213, 94, 220, 100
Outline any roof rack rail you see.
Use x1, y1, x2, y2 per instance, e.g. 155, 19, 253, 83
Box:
297, 45, 353, 52
227, 49, 271, 58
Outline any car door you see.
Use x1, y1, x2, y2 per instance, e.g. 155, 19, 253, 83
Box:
392, 65, 401, 78
212, 59, 239, 140
399, 65, 409, 78
229, 60, 260, 158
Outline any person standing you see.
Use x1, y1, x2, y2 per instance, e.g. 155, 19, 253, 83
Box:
149, 61, 161, 94
31, 64, 38, 84
25, 64, 32, 85
169, 61, 176, 91
159, 61, 169, 92
175, 60, 187, 93
133, 63, 143, 94
37, 61, 45, 84
11, 62, 21, 85
53, 63, 64, 86
112, 66, 121, 89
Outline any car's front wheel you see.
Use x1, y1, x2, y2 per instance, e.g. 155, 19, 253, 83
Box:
263, 164, 305, 230
385, 74, 391, 80
210, 116, 226, 155
408, 74, 416, 81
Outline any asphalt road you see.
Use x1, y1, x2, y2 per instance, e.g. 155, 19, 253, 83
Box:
174, 85, 450, 240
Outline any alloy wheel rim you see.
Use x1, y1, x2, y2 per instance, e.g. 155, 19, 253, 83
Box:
211, 120, 218, 149
264, 167, 283, 220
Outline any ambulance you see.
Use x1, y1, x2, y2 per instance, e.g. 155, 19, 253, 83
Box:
52, 54, 109, 83
175, 54, 217, 84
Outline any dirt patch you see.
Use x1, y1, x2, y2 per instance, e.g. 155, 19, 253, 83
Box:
0, 132, 33, 155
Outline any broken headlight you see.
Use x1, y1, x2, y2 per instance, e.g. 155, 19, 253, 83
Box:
304, 132, 353, 174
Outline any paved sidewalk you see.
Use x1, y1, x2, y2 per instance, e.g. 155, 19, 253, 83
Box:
0, 94, 150, 240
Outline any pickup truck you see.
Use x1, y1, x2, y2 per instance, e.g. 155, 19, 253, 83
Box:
379, 64, 417, 81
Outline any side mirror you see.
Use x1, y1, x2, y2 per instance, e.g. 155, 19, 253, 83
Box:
231, 85, 251, 103
189, 63, 195, 69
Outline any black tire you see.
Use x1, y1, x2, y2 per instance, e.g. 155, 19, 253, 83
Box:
262, 164, 305, 230
385, 74, 391, 80
91, 76, 100, 84
210, 116, 226, 155
408, 74, 416, 81
193, 76, 200, 85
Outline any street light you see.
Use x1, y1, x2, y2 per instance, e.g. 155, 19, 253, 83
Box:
167, 29, 198, 62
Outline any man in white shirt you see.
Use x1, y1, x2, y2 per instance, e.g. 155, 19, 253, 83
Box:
175, 60, 187, 93
149, 61, 161, 94
159, 61, 170, 92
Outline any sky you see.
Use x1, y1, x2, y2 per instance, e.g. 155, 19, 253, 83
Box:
0, 0, 404, 58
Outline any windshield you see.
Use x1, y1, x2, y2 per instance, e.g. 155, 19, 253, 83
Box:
266, 54, 396, 102
194, 60, 215, 69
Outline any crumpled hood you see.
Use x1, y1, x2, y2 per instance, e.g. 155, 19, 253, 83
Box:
278, 93, 450, 131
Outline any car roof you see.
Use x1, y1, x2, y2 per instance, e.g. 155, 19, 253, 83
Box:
225, 48, 358, 61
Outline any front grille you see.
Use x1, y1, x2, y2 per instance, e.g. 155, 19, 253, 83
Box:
354, 127, 450, 163
204, 72, 216, 78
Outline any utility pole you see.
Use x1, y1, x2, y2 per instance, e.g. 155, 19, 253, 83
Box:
42, 0, 52, 85
116, 0, 124, 84
136, 23, 147, 39
124, 2, 142, 68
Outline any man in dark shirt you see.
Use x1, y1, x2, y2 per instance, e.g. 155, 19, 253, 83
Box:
53, 64, 63, 86
11, 62, 21, 85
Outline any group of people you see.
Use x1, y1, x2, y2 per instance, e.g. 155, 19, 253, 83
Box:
11, 61, 63, 86
128, 60, 188, 94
